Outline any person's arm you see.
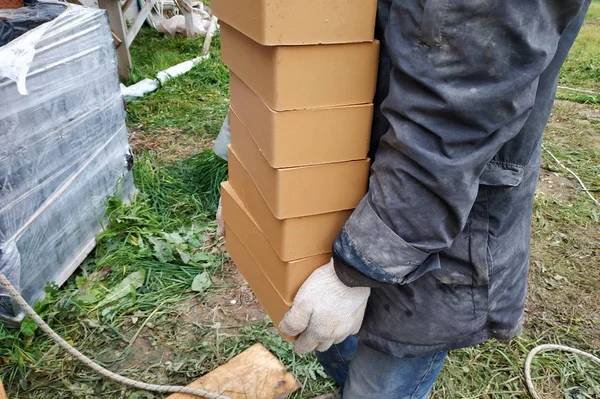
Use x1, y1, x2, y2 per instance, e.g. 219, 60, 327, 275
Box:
333, 0, 587, 287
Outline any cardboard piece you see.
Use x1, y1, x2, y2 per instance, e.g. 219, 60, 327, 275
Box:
230, 74, 373, 168
221, 23, 379, 111
229, 118, 370, 219
222, 182, 328, 303
212, 0, 377, 45
165, 343, 299, 399
228, 146, 351, 261
225, 225, 293, 340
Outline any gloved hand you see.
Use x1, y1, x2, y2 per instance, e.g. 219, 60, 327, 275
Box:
279, 259, 370, 354
216, 196, 225, 238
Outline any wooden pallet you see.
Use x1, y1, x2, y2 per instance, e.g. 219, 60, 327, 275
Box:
98, 0, 198, 80
98, 0, 154, 80
166, 343, 300, 399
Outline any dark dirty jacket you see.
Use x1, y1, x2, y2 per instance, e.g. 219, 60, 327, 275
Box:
332, 0, 591, 358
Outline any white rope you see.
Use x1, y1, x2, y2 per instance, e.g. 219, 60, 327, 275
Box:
556, 85, 600, 96
543, 145, 600, 207
525, 344, 600, 399
0, 272, 230, 399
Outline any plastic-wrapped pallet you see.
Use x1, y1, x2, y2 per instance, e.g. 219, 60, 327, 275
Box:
0, 6, 135, 324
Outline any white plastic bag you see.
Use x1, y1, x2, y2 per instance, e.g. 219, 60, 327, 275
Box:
213, 110, 230, 161
157, 11, 213, 37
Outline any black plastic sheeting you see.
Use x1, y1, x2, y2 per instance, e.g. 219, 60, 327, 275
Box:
0, 0, 66, 47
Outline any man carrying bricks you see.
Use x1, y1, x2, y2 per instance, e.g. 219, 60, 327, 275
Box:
274, 1, 592, 398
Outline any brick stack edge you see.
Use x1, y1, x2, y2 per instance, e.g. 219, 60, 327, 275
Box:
214, 0, 379, 340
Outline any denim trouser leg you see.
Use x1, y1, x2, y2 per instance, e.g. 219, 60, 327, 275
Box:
343, 343, 446, 399
316, 337, 446, 398
315, 335, 358, 389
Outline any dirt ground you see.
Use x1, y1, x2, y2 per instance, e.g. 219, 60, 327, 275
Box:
526, 101, 600, 352
129, 125, 216, 162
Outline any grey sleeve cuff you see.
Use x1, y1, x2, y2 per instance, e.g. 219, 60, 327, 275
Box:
332, 197, 441, 285
333, 255, 388, 288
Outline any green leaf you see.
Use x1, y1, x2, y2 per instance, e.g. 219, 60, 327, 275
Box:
191, 272, 212, 293
75, 276, 87, 289
101, 307, 113, 318
20, 316, 38, 338
191, 251, 213, 263
187, 237, 202, 249
148, 237, 174, 263
163, 232, 185, 245
176, 248, 191, 264
98, 270, 146, 307
77, 293, 100, 305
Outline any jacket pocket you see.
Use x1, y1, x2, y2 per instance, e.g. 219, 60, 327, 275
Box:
420, 0, 449, 46
469, 190, 491, 287
479, 161, 524, 188
431, 191, 490, 288
431, 189, 490, 322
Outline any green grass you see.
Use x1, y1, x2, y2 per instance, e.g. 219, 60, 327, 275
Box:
434, 339, 600, 398
135, 150, 228, 224
127, 29, 207, 84
556, 91, 600, 105
588, 0, 600, 19
558, 1, 600, 96
1, 6, 599, 399
126, 30, 230, 136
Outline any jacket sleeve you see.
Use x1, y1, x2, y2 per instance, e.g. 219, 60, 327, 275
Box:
333, 0, 587, 286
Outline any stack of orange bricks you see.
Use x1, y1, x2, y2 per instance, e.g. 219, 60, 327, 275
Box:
214, 0, 379, 339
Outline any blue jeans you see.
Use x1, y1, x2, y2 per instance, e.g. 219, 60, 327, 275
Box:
316, 336, 446, 399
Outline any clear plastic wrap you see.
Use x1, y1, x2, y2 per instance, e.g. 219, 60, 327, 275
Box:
0, 6, 135, 324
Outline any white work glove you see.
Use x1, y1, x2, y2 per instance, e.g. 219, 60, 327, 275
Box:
279, 259, 370, 354
216, 196, 225, 238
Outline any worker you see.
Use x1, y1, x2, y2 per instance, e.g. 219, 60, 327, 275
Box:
273, 1, 592, 398
215, 1, 591, 397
